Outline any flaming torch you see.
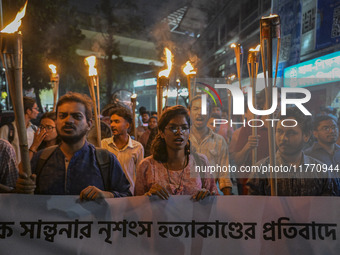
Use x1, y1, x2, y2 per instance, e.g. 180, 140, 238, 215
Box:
131, 93, 137, 138
230, 43, 243, 90
48, 64, 59, 111
157, 48, 172, 117
183, 61, 196, 102
85, 56, 101, 148
0, 2, 31, 177
247, 45, 261, 166
260, 14, 281, 196
226, 74, 236, 124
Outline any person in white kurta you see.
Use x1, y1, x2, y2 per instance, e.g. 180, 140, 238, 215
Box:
101, 107, 144, 194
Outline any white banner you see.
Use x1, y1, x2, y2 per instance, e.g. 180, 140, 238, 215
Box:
0, 194, 339, 254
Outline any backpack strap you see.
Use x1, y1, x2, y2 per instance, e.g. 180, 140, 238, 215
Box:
95, 148, 111, 191
35, 145, 58, 193
7, 122, 14, 144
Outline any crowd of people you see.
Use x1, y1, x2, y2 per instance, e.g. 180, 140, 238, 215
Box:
0, 90, 339, 200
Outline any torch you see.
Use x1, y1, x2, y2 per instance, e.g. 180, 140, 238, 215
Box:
0, 2, 31, 177
260, 14, 281, 196
157, 48, 172, 117
85, 56, 101, 148
48, 64, 59, 112
131, 93, 137, 138
183, 61, 196, 103
175, 79, 180, 105
226, 74, 236, 124
230, 43, 243, 90
247, 45, 261, 166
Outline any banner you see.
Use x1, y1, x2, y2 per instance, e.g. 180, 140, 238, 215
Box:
0, 195, 339, 254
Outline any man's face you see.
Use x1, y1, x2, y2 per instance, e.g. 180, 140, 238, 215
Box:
56, 102, 91, 144
190, 98, 209, 130
148, 118, 158, 130
142, 113, 149, 124
27, 103, 39, 120
110, 114, 129, 137
212, 107, 222, 118
276, 118, 310, 156
313, 119, 339, 145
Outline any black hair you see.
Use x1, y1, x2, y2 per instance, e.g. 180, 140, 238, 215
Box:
151, 105, 190, 162
57, 92, 93, 122
313, 115, 337, 131
279, 106, 312, 135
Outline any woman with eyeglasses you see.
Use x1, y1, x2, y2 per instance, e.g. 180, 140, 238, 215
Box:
28, 112, 60, 159
135, 105, 218, 201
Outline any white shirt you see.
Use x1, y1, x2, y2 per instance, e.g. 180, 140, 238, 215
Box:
0, 121, 36, 164
101, 135, 144, 194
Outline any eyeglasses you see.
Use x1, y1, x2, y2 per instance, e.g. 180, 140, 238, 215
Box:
165, 125, 190, 134
319, 125, 338, 132
39, 125, 56, 131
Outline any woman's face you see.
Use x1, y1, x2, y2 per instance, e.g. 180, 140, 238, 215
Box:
40, 118, 58, 142
161, 114, 190, 153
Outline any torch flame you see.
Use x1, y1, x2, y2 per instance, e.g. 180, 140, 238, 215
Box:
228, 74, 236, 80
183, 61, 196, 75
249, 45, 261, 52
1, 1, 28, 33
48, 64, 57, 74
85, 56, 98, 76
158, 48, 172, 78
230, 43, 236, 48
131, 93, 137, 99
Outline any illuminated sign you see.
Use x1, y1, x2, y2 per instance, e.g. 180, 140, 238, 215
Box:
133, 78, 157, 87
284, 51, 340, 88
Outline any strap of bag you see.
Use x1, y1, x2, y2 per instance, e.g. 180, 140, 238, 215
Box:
35, 145, 58, 193
95, 148, 111, 191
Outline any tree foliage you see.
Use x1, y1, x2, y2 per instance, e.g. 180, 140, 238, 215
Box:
94, 0, 144, 104
4, 0, 85, 110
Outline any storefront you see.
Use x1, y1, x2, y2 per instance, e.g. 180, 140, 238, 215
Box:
284, 51, 340, 116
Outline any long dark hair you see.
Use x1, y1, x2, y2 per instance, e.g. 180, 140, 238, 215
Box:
151, 105, 190, 162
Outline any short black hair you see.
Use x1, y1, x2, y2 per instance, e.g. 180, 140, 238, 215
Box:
148, 116, 158, 122
109, 107, 133, 125
57, 92, 93, 122
141, 111, 150, 117
139, 106, 146, 114
23, 97, 36, 114
313, 115, 337, 130
279, 106, 312, 135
